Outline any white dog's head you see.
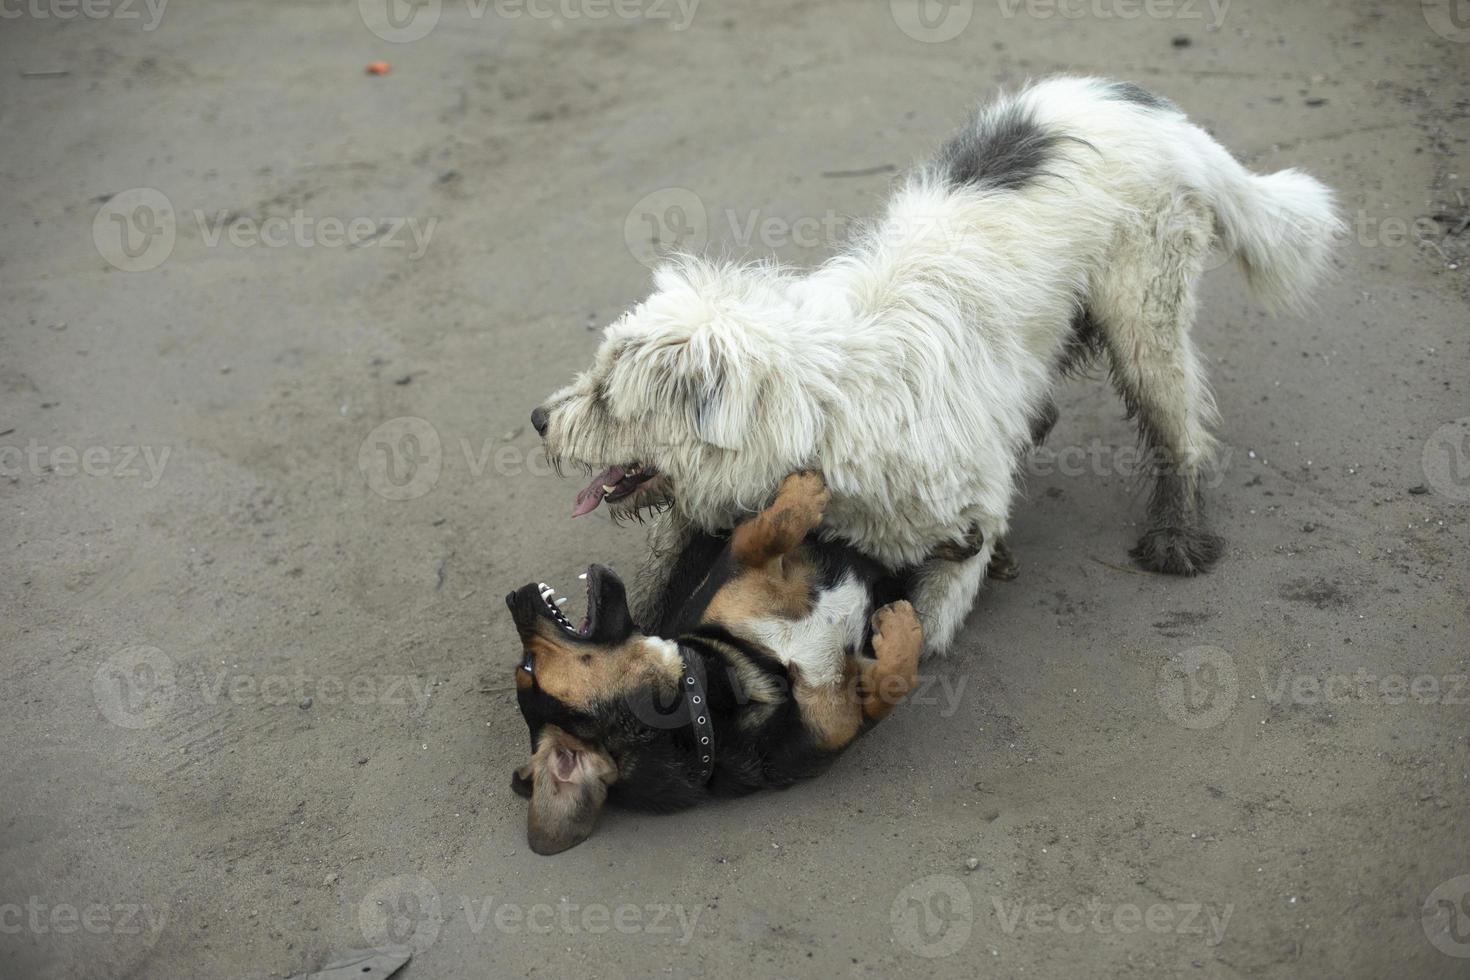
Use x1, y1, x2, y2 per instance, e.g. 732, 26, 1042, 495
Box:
531, 258, 829, 528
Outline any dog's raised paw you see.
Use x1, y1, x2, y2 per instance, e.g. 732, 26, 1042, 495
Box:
773, 471, 830, 524
871, 600, 922, 656
1130, 526, 1224, 576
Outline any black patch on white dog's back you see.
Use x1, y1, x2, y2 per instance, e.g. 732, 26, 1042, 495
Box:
1106, 81, 1179, 113
934, 103, 1080, 191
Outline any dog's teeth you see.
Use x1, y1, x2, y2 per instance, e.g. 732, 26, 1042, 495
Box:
578, 573, 587, 580
555, 597, 569, 607
602, 484, 618, 494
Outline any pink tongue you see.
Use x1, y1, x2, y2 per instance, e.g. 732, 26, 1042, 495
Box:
571, 465, 626, 517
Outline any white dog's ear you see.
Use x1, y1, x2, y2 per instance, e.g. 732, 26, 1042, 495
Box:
685, 335, 755, 451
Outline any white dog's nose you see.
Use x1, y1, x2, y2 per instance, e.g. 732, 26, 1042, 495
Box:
530, 406, 549, 437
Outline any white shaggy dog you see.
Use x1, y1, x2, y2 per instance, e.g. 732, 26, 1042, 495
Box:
530, 77, 1341, 655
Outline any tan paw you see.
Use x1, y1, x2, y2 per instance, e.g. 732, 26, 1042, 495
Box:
772, 471, 830, 528
871, 600, 922, 663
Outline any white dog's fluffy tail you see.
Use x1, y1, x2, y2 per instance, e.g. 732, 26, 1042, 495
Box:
1193, 141, 1344, 312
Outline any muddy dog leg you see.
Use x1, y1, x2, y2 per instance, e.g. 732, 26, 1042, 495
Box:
909, 543, 990, 656
1090, 196, 1224, 574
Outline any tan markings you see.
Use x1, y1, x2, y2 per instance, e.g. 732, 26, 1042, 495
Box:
793, 659, 865, 751
523, 626, 680, 709
730, 471, 830, 567
709, 472, 832, 634
859, 600, 923, 724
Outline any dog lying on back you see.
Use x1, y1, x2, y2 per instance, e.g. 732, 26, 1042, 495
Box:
529, 76, 1341, 655
506, 473, 922, 855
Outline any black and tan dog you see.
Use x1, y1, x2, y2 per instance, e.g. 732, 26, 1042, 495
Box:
505, 473, 923, 855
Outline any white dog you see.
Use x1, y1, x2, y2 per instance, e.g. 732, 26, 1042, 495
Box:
530, 77, 1341, 654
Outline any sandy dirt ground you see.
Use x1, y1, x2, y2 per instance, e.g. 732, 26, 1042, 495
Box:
2, 0, 1468, 977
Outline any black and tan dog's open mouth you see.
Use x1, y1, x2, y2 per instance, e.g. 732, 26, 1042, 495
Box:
570, 463, 659, 517
506, 564, 635, 644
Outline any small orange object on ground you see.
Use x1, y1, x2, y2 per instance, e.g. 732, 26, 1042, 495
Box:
366, 61, 391, 76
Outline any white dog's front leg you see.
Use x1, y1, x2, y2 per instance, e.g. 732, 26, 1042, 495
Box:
629, 509, 696, 628
909, 547, 990, 657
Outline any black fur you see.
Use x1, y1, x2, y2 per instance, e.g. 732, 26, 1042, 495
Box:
1129, 472, 1224, 575
1106, 81, 1178, 113
934, 103, 1087, 191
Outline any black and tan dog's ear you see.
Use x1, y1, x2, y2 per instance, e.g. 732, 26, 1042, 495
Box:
526, 726, 617, 855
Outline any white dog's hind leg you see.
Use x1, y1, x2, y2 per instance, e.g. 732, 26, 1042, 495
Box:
1090, 194, 1223, 575
909, 546, 990, 657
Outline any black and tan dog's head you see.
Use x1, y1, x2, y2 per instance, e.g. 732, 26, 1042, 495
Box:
504, 565, 701, 854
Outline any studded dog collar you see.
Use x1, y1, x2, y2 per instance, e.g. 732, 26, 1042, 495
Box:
678, 645, 715, 785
